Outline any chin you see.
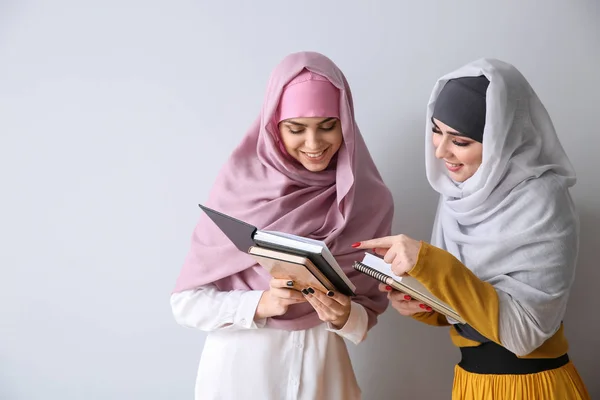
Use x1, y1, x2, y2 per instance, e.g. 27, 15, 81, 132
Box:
302, 162, 330, 172
450, 172, 475, 183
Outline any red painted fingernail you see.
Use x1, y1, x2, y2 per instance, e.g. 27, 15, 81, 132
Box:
385, 285, 392, 291
419, 304, 426, 309
426, 306, 432, 312
404, 295, 411, 300
351, 242, 361, 248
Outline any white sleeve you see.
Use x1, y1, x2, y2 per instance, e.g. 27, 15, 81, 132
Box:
496, 291, 565, 356
170, 285, 267, 332
326, 301, 369, 344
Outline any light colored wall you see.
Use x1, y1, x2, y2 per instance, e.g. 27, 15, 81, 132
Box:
1, 0, 598, 398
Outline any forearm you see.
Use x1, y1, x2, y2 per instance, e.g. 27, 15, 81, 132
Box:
408, 242, 501, 342
327, 301, 369, 344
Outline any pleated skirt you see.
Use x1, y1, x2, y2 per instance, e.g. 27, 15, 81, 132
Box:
452, 361, 591, 400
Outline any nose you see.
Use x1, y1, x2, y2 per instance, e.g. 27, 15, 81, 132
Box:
435, 136, 451, 160
304, 130, 321, 150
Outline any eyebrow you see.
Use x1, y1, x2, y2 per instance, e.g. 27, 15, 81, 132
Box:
431, 117, 470, 138
283, 117, 336, 127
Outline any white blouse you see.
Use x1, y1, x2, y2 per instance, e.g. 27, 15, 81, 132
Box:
170, 285, 370, 400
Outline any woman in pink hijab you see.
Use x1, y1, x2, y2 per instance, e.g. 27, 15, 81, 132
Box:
171, 51, 394, 399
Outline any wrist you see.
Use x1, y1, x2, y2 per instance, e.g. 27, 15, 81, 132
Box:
331, 309, 351, 329
254, 292, 269, 320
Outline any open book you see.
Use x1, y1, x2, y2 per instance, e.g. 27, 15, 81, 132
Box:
199, 204, 356, 296
353, 253, 465, 323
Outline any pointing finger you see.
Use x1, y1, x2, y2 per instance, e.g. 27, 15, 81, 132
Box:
352, 236, 396, 250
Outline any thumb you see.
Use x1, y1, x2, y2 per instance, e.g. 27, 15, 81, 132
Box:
373, 247, 388, 257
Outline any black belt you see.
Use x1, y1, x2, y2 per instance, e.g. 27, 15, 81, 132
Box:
458, 341, 569, 375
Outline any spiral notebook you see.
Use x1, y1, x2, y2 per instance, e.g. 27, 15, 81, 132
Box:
353, 253, 465, 323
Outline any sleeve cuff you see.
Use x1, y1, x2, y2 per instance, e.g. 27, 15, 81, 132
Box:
233, 290, 266, 329
326, 301, 368, 344
408, 240, 429, 277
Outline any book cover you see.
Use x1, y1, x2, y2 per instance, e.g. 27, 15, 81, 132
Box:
249, 247, 333, 293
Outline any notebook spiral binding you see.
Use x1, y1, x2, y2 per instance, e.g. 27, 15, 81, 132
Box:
353, 262, 387, 283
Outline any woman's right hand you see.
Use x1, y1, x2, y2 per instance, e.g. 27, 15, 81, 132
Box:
254, 278, 307, 320
379, 283, 433, 316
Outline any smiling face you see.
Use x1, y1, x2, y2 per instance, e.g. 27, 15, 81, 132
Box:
431, 117, 483, 182
278, 116, 343, 172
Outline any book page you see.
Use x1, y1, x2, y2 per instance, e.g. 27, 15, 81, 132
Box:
262, 230, 326, 247
361, 253, 395, 276
256, 231, 320, 253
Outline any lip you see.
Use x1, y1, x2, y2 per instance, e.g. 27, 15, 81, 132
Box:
445, 161, 463, 172
301, 147, 329, 163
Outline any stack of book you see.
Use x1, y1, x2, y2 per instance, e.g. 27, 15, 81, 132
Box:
199, 204, 356, 296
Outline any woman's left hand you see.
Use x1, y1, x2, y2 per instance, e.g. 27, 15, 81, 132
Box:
302, 287, 351, 329
378, 283, 432, 315
354, 234, 421, 276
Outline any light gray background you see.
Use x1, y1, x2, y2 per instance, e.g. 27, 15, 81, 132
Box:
1, 1, 598, 399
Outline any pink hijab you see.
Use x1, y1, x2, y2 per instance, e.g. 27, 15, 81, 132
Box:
174, 51, 394, 331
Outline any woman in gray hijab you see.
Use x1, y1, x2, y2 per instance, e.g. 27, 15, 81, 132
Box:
356, 59, 590, 399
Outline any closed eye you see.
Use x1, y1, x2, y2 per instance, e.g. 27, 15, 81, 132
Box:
452, 140, 470, 147
319, 121, 337, 131
433, 126, 471, 147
